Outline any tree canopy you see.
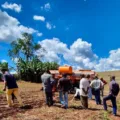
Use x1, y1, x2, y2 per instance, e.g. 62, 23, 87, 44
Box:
8, 33, 59, 82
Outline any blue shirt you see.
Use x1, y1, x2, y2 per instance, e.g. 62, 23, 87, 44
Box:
3, 73, 18, 89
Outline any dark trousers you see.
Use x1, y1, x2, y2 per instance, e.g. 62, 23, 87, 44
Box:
94, 89, 101, 105
45, 92, 53, 106
81, 96, 88, 108
103, 94, 117, 115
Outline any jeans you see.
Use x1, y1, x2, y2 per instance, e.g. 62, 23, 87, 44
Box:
103, 94, 117, 115
59, 91, 63, 104
94, 89, 101, 105
45, 92, 53, 106
88, 88, 92, 99
59, 91, 68, 108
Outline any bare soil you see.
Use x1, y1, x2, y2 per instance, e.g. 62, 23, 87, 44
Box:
0, 81, 120, 120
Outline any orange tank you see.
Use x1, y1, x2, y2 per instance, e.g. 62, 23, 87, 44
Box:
58, 66, 72, 74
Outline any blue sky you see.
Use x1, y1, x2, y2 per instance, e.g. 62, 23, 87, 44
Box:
0, 0, 120, 71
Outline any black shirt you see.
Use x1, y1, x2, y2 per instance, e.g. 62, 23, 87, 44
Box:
4, 74, 18, 89
59, 77, 71, 92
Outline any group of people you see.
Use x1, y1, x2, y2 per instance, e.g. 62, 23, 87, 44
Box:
0, 68, 119, 116
41, 70, 119, 116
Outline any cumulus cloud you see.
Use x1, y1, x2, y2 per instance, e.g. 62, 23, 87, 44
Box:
41, 3, 51, 11
96, 49, 120, 71
0, 10, 41, 42
36, 37, 120, 71
46, 22, 56, 30
33, 15, 45, 22
36, 38, 68, 63
1, 2, 22, 13
36, 38, 98, 69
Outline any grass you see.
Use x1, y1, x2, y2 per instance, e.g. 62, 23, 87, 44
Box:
89, 111, 111, 120
117, 101, 120, 111
102, 111, 111, 120
0, 90, 4, 94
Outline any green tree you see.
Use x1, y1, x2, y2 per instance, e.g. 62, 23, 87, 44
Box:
8, 32, 59, 82
8, 33, 41, 62
0, 62, 8, 70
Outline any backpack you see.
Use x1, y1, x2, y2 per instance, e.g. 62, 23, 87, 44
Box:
111, 82, 120, 96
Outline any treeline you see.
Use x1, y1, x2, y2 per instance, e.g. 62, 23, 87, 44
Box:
4, 32, 59, 83
18, 58, 59, 82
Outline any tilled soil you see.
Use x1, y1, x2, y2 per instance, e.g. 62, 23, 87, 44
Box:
0, 81, 120, 120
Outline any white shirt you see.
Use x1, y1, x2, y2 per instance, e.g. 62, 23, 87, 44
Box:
80, 78, 90, 96
74, 88, 80, 97
90, 79, 103, 89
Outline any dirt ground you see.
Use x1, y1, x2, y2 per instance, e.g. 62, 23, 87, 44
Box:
0, 81, 120, 120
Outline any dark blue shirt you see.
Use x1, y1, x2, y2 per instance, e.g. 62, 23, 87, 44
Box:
4, 74, 18, 89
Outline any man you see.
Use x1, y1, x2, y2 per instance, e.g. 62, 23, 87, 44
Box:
58, 74, 71, 109
80, 74, 90, 109
103, 76, 119, 116
2, 69, 23, 107
41, 70, 54, 106
90, 76, 103, 105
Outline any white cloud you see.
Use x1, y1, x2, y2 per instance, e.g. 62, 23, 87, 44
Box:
64, 38, 98, 69
44, 3, 51, 11
1, 59, 7, 63
36, 38, 120, 71
37, 32, 43, 37
41, 3, 51, 11
1, 2, 22, 13
33, 15, 45, 22
46, 22, 52, 30
0, 10, 41, 42
36, 38, 68, 63
46, 22, 56, 30
96, 49, 120, 71
36, 38, 98, 69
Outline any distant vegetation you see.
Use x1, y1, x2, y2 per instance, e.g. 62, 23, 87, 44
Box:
7, 32, 59, 83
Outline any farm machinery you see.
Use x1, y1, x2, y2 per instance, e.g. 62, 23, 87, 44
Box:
50, 66, 96, 92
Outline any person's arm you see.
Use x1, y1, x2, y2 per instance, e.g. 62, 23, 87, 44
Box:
90, 81, 93, 88
82, 88, 88, 95
100, 81, 104, 88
